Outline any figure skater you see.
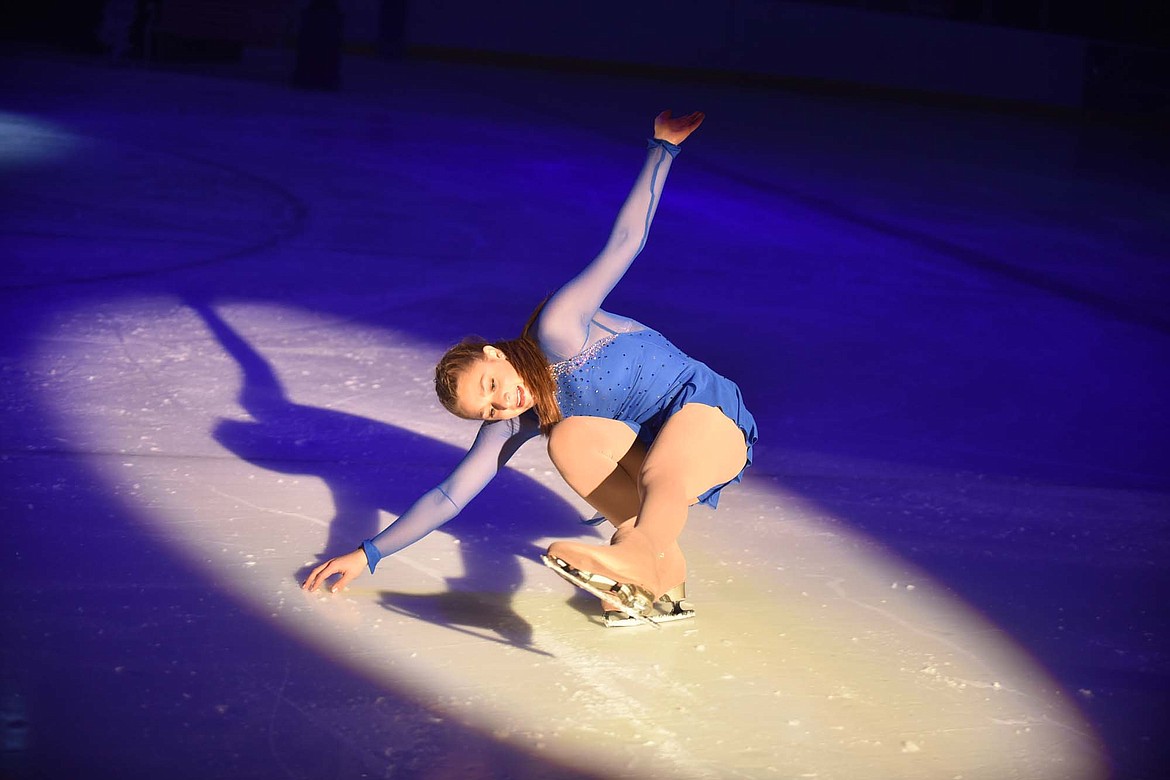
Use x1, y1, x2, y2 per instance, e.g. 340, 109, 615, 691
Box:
303, 110, 757, 626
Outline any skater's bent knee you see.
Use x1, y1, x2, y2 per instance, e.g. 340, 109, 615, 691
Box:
546, 417, 587, 466
547, 416, 638, 468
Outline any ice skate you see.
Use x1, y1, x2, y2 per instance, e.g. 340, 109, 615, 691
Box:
541, 552, 660, 628
603, 583, 694, 627
549, 524, 685, 592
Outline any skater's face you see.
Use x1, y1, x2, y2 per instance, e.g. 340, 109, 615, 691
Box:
453, 345, 535, 422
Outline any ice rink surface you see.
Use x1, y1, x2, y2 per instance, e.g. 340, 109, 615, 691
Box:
1, 47, 1167, 779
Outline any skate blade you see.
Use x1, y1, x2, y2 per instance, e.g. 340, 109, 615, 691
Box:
604, 602, 695, 628
541, 554, 660, 629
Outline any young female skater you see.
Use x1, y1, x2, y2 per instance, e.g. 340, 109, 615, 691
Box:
303, 110, 757, 626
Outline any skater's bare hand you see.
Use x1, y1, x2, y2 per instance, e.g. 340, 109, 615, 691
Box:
302, 548, 367, 593
653, 110, 705, 145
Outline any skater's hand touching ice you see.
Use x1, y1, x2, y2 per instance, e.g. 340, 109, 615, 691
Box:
653, 110, 704, 145
302, 548, 367, 593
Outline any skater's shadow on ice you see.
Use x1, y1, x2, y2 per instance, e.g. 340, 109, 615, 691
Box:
377, 590, 554, 655
189, 298, 596, 650
563, 588, 606, 622
379, 542, 608, 649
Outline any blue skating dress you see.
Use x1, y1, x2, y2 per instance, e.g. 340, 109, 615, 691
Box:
551, 322, 756, 508
361, 135, 756, 572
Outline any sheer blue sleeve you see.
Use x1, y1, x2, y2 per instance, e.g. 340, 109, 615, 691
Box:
536, 139, 681, 359
361, 411, 541, 572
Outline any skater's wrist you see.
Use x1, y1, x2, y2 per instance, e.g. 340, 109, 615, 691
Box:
647, 137, 682, 158
361, 540, 381, 573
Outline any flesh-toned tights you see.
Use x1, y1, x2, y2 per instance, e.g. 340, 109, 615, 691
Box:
546, 403, 747, 600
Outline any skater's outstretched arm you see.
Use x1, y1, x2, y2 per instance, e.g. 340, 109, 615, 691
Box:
536, 110, 704, 359
302, 412, 540, 592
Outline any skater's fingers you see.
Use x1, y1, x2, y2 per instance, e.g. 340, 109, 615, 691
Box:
303, 559, 336, 592
301, 564, 319, 590
330, 569, 357, 594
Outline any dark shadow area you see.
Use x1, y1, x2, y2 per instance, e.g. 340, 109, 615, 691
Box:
698, 162, 1170, 335
377, 590, 555, 656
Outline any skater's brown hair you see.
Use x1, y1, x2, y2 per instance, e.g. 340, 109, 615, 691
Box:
434, 299, 562, 434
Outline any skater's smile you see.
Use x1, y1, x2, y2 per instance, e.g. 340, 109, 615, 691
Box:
454, 344, 534, 421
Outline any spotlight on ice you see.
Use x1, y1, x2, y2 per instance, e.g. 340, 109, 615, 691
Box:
39, 297, 1108, 780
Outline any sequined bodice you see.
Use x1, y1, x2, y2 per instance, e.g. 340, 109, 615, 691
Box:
551, 328, 692, 425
